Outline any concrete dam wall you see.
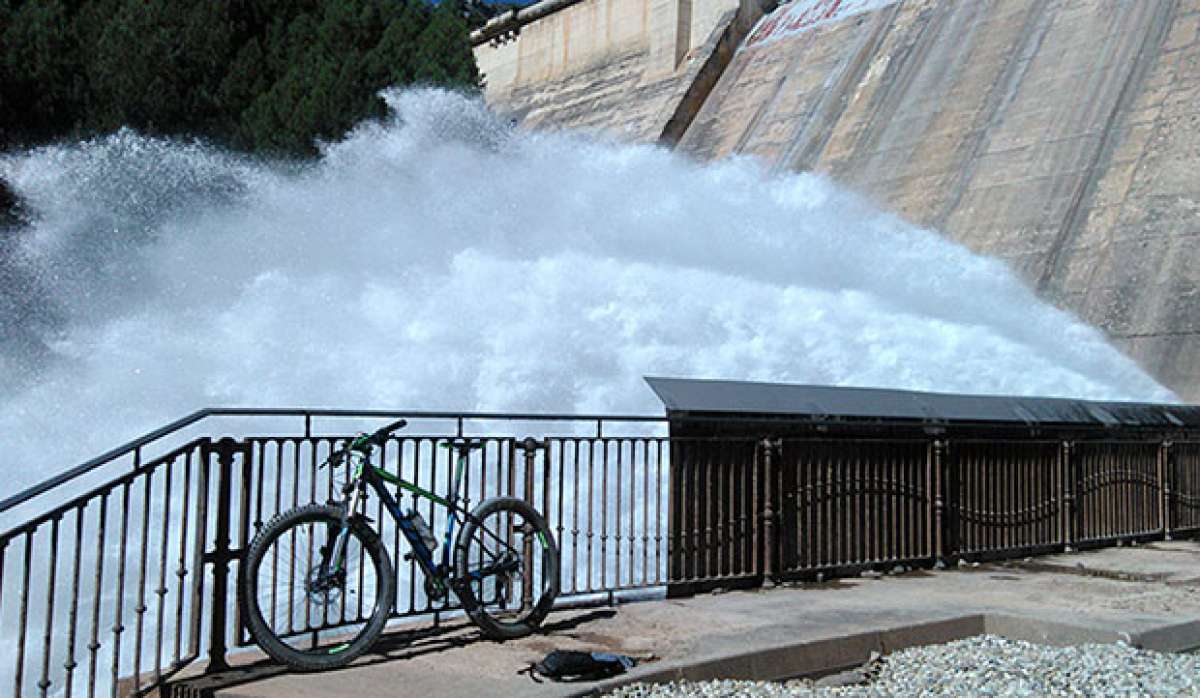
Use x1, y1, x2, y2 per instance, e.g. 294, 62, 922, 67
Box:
473, 0, 1200, 401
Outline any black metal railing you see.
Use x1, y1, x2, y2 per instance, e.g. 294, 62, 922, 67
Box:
669, 437, 1200, 592
0, 409, 666, 698
4, 410, 1200, 697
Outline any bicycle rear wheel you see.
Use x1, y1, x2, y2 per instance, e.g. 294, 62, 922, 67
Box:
240, 503, 394, 670
454, 497, 559, 640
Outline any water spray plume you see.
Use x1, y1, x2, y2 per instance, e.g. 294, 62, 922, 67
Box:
0, 88, 1172, 493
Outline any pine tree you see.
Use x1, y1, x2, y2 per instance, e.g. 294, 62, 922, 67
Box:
1, 0, 83, 147
0, 0, 484, 158
412, 0, 482, 89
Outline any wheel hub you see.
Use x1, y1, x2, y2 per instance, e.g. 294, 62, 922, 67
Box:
305, 566, 345, 606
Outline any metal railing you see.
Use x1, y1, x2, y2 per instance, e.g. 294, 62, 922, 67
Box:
4, 410, 1200, 697
669, 436, 1200, 591
0, 409, 666, 698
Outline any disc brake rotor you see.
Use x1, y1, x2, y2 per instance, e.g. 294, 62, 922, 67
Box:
305, 566, 344, 606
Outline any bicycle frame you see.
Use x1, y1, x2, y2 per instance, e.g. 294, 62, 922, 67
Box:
329, 443, 514, 597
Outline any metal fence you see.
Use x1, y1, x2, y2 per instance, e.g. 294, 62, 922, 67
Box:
668, 437, 1200, 591
3, 411, 1200, 697
0, 410, 667, 698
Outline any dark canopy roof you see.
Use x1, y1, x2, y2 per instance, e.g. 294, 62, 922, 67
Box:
644, 377, 1200, 429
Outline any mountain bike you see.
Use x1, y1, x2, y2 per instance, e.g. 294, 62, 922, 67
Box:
239, 419, 561, 671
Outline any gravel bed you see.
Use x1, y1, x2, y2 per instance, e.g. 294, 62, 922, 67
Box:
606, 635, 1200, 697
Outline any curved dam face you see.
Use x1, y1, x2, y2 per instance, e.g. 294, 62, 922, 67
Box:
475, 0, 1200, 401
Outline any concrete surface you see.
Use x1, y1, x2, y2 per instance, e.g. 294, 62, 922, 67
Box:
475, 0, 1200, 402
473, 0, 744, 141
188, 539, 1200, 697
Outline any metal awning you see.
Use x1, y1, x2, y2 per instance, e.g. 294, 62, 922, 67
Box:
644, 376, 1200, 428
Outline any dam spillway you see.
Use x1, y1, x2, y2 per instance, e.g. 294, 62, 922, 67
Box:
475, 0, 1200, 401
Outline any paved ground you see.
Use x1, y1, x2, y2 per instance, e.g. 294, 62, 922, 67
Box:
196, 540, 1200, 697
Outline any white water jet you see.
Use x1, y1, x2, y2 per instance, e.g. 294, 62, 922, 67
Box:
0, 88, 1173, 497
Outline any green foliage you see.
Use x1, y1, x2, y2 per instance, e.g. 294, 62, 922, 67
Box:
413, 0, 481, 87
0, 0, 483, 156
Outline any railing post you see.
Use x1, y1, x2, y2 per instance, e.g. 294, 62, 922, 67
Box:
932, 440, 949, 564
759, 439, 779, 585
1161, 441, 1174, 541
520, 437, 541, 611
203, 437, 242, 673
1062, 441, 1075, 552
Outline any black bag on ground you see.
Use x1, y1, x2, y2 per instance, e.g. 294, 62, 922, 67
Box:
524, 649, 637, 682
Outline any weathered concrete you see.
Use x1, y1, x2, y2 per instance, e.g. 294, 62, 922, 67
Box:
194, 540, 1200, 697
473, 0, 754, 140
475, 0, 1200, 401
679, 0, 1200, 400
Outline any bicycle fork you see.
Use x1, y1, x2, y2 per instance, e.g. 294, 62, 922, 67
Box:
322, 483, 365, 578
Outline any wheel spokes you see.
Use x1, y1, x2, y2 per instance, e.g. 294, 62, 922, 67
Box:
254, 516, 380, 653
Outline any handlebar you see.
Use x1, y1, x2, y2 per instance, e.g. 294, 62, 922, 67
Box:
322, 418, 409, 468
352, 419, 410, 450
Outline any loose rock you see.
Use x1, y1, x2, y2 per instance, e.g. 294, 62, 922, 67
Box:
604, 636, 1200, 697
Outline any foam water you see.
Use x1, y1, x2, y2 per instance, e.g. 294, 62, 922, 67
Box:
0, 88, 1173, 495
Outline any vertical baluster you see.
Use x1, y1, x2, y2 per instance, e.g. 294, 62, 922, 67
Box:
891, 445, 901, 564
1032, 448, 1041, 551
1106, 444, 1114, 541
761, 440, 776, 583
153, 461, 174, 683
655, 440, 664, 585
868, 448, 878, 568
600, 439, 610, 589
676, 442, 689, 583
924, 442, 933, 562
726, 441, 736, 578
555, 439, 566, 591
63, 505, 84, 698
847, 445, 857, 566
571, 439, 582, 595
1032, 445, 1041, 547
704, 443, 715, 582
799, 444, 809, 571
855, 445, 865, 566
407, 438, 422, 611
287, 442, 300, 635
1160, 442, 1171, 539
615, 440, 623, 588
641, 440, 651, 585
398, 438, 411, 615
0, 539, 7, 688
16, 531, 34, 698
971, 445, 981, 554
813, 445, 824, 569
586, 440, 595, 591
265, 443, 281, 637
902, 448, 907, 563
37, 520, 59, 698
1102, 446, 1111, 540
131, 467, 153, 693
1088, 446, 1098, 542
628, 441, 637, 587
87, 493, 109, 698
109, 482, 132, 698
904, 445, 914, 561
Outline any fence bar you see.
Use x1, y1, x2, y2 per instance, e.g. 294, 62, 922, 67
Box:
1162, 441, 1174, 539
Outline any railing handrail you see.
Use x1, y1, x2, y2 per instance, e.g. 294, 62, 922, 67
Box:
0, 407, 665, 515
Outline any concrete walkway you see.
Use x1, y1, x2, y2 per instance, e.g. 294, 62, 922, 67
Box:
195, 541, 1200, 697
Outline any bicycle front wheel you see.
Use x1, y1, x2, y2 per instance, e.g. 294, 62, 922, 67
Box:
455, 497, 559, 640
240, 503, 394, 671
